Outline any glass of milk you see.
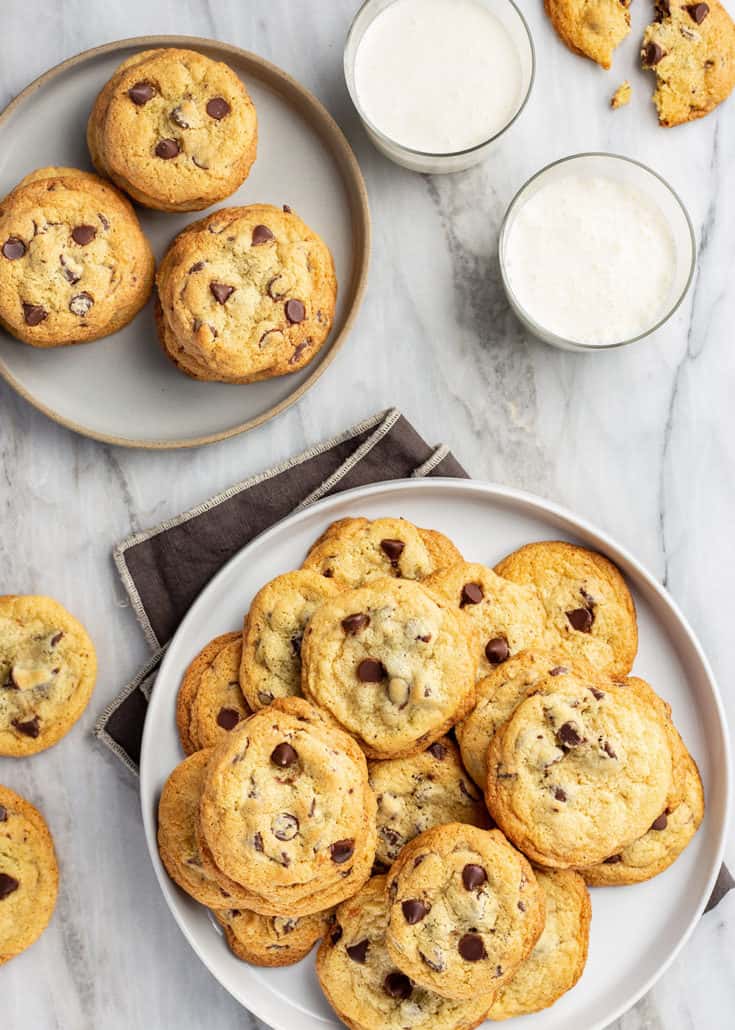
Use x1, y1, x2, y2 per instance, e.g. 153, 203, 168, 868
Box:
344, 0, 535, 174
499, 154, 696, 352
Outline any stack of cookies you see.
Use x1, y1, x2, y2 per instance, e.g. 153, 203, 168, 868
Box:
0, 46, 337, 383
159, 517, 704, 1027
0, 595, 98, 963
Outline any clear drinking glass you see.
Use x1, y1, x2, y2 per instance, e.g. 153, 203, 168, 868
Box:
344, 0, 535, 174
498, 153, 697, 352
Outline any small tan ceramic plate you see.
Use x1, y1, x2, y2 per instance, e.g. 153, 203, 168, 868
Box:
0, 36, 370, 449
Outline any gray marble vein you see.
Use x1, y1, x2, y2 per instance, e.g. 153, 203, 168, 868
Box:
0, 0, 733, 1027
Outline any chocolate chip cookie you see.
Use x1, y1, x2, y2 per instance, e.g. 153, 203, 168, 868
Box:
485, 678, 674, 868
455, 650, 591, 789
176, 633, 251, 754
317, 876, 495, 1030
0, 595, 97, 756
642, 0, 735, 126
199, 697, 376, 917
385, 824, 545, 1000
214, 905, 333, 967
487, 869, 591, 1020
0, 785, 58, 964
240, 570, 340, 710
301, 578, 477, 759
158, 749, 254, 908
156, 204, 337, 382
424, 562, 550, 679
0, 167, 154, 347
369, 738, 490, 868
544, 0, 632, 69
87, 48, 257, 211
582, 740, 704, 885
302, 517, 463, 589
494, 541, 638, 677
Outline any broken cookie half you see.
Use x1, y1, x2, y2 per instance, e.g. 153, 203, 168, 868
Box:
545, 0, 633, 70
641, 0, 735, 125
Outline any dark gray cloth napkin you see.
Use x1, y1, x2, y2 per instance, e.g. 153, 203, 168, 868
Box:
94, 406, 731, 912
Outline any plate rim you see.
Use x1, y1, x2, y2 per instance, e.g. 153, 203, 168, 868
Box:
0, 34, 371, 450
139, 476, 732, 1028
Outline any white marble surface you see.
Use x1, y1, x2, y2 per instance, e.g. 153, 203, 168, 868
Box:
1, 0, 733, 1027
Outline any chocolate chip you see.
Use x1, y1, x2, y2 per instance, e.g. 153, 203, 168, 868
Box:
518, 900, 526, 912
210, 282, 234, 304
402, 899, 429, 924
289, 340, 310, 365
206, 96, 231, 119
60, 256, 80, 284
417, 633, 431, 643
686, 2, 709, 23
428, 741, 447, 760
601, 740, 617, 759
0, 805, 6, 821
23, 303, 47, 326
459, 779, 481, 802
252, 224, 274, 246
379, 826, 402, 853
419, 951, 446, 972
458, 933, 487, 962
357, 658, 386, 682
346, 939, 369, 963
330, 923, 343, 945
283, 204, 292, 213
383, 972, 412, 1000
271, 742, 298, 767
50, 631, 64, 646
460, 582, 484, 606
285, 298, 306, 324
644, 41, 666, 65
129, 81, 155, 105
566, 608, 593, 633
549, 666, 569, 676
604, 854, 622, 864
273, 813, 299, 841
651, 812, 668, 831
72, 224, 96, 246
557, 722, 583, 748
12, 715, 40, 738
188, 261, 205, 273
2, 237, 25, 260
170, 106, 190, 128
342, 613, 370, 635
462, 863, 488, 890
253, 832, 264, 852
155, 138, 180, 160
69, 292, 94, 317
0, 873, 19, 900
266, 276, 286, 301
330, 839, 355, 863
589, 687, 605, 700
216, 707, 240, 731
380, 539, 405, 563
553, 786, 567, 802
485, 637, 509, 665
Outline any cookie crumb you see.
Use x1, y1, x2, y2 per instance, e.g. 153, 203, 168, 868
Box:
611, 81, 632, 108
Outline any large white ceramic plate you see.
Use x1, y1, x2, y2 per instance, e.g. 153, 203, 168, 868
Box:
140, 478, 731, 1030
0, 36, 369, 448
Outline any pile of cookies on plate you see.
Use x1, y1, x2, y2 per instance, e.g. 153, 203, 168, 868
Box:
159, 516, 704, 1026
0, 594, 98, 963
0, 47, 337, 382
